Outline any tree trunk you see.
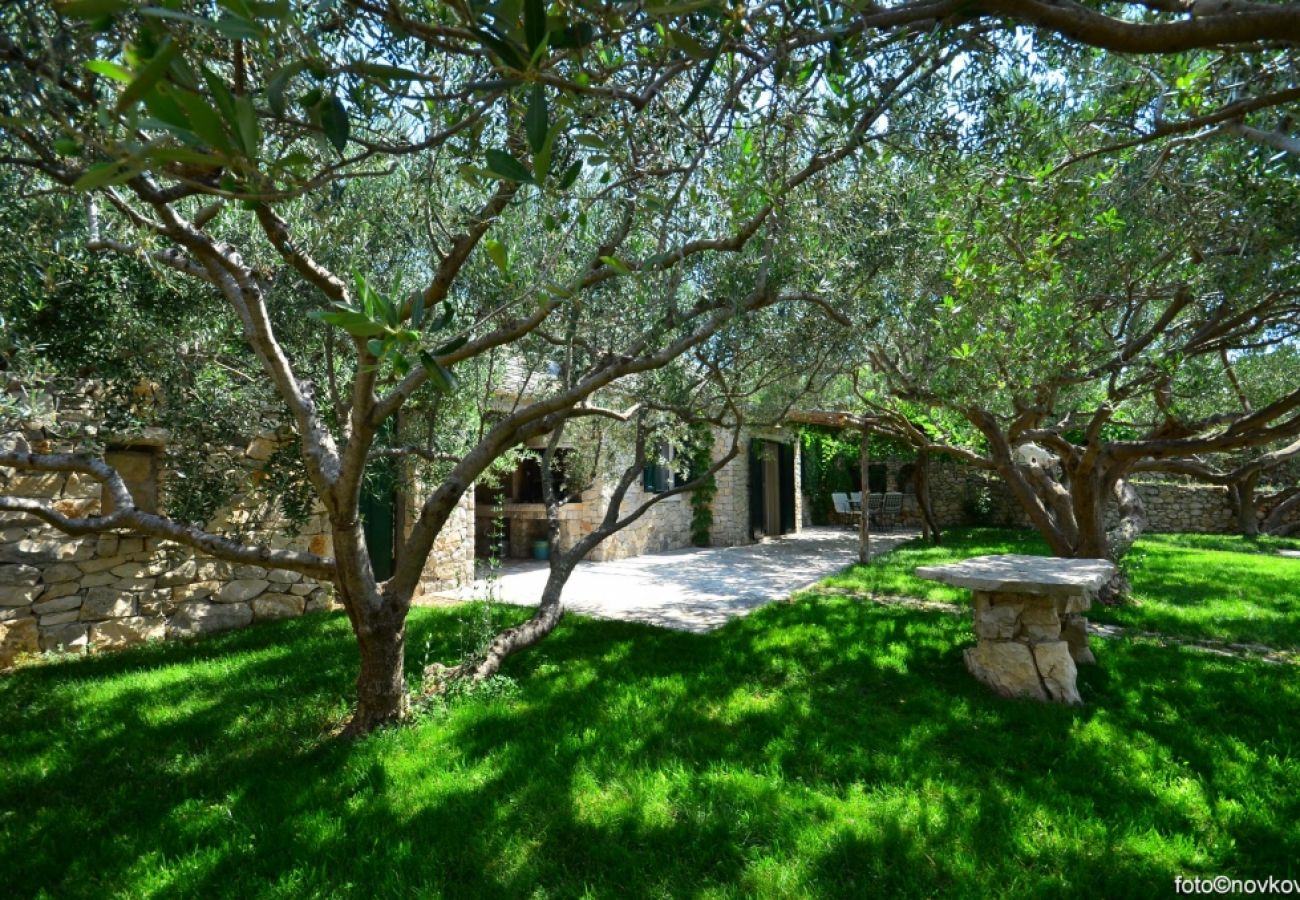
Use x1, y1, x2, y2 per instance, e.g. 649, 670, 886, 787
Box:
1263, 487, 1300, 535
460, 562, 571, 682
346, 609, 410, 736
913, 448, 941, 545
1105, 477, 1149, 560
858, 428, 870, 565
1234, 471, 1260, 536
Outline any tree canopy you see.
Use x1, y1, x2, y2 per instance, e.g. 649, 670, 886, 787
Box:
2, 0, 1299, 729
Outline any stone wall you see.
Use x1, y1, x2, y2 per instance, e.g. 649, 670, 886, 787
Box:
818, 455, 1300, 535
0, 445, 340, 668
413, 482, 475, 600
1, 384, 475, 668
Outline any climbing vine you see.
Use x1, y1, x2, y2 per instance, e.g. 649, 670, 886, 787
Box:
686, 424, 716, 547
799, 426, 916, 524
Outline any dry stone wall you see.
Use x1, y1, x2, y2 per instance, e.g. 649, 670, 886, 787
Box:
1, 383, 474, 668
813, 455, 1300, 535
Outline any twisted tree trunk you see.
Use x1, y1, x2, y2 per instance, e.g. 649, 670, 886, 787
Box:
1229, 471, 1261, 537
1263, 487, 1300, 536
912, 448, 941, 545
858, 429, 870, 565
457, 561, 573, 682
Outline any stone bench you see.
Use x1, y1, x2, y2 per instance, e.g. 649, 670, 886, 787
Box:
915, 554, 1116, 705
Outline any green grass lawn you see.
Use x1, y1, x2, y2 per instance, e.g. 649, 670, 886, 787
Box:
822, 528, 1300, 649
3, 558, 1299, 898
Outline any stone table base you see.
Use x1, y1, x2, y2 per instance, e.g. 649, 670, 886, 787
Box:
964, 590, 1094, 705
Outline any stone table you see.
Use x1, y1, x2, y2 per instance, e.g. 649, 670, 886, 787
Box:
915, 554, 1116, 705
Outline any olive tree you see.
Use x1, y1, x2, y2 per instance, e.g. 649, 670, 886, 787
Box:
2, 0, 1297, 731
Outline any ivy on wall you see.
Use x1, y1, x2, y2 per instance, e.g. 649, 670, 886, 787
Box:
687, 424, 717, 547
798, 426, 918, 524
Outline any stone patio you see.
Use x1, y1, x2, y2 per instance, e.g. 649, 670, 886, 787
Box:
444, 527, 919, 633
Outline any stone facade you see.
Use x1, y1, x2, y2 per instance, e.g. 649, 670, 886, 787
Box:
1, 382, 475, 667
474, 425, 802, 563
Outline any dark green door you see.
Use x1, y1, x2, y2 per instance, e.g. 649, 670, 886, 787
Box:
779, 442, 796, 534
360, 460, 398, 581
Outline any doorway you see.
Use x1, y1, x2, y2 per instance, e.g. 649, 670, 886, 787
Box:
748, 439, 796, 539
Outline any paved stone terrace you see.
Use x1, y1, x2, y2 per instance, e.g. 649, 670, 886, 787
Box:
450, 527, 919, 633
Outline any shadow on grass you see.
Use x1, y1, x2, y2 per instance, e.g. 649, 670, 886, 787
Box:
2, 594, 1298, 898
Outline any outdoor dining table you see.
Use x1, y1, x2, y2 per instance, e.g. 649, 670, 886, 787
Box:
914, 554, 1115, 705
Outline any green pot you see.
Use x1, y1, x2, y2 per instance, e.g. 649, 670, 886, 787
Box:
532, 540, 550, 561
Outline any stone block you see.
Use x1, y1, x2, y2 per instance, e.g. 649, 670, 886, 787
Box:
168, 600, 253, 637
95, 535, 121, 557
42, 562, 83, 584
304, 588, 336, 613
1018, 601, 1062, 642
0, 582, 41, 607
114, 577, 157, 592
267, 569, 302, 584
0, 606, 33, 622
194, 560, 230, 581
90, 616, 165, 649
117, 537, 146, 555
40, 622, 89, 652
32, 593, 82, 615
1061, 614, 1095, 666
973, 602, 1021, 641
0, 563, 40, 586
138, 589, 176, 618
232, 565, 268, 579
40, 610, 81, 626
62, 472, 103, 500
80, 587, 135, 621
173, 580, 219, 603
79, 572, 118, 588
214, 578, 269, 604
1031, 641, 1082, 705
0, 616, 39, 668
0, 538, 93, 565
156, 560, 197, 587
288, 583, 315, 596
37, 582, 79, 603
252, 593, 305, 621
963, 641, 1048, 702
77, 555, 130, 574
1053, 593, 1092, 615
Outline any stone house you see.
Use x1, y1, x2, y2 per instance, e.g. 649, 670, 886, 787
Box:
475, 423, 803, 563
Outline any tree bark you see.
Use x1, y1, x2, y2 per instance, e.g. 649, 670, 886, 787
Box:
346, 607, 410, 736
1071, 470, 1110, 559
460, 564, 571, 682
1233, 471, 1261, 536
1106, 477, 1149, 560
1263, 487, 1300, 535
913, 448, 941, 545
858, 428, 870, 565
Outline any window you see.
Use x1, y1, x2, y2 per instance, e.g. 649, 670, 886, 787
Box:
102, 445, 161, 515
